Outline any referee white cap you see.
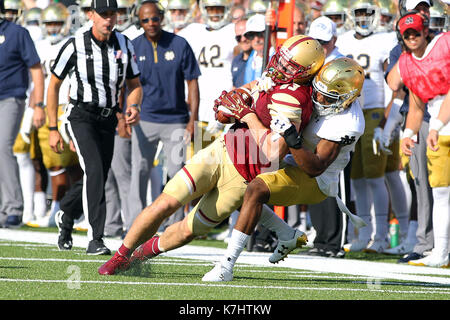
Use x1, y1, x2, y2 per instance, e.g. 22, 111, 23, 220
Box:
91, 0, 118, 13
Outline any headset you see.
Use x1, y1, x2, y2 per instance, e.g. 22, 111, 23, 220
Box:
395, 10, 430, 44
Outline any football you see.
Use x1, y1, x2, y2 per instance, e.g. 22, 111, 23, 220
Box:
215, 88, 253, 124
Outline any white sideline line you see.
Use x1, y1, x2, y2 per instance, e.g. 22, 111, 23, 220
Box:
0, 278, 449, 295
1, 229, 450, 286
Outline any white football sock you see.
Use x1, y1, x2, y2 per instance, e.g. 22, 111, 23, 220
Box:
351, 178, 372, 242
431, 186, 450, 259
220, 229, 249, 272
367, 177, 389, 242
227, 210, 239, 238
385, 171, 409, 237
15, 153, 35, 221
34, 191, 48, 218
259, 204, 295, 241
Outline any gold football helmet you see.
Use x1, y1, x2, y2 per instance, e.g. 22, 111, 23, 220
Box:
165, 0, 195, 30
4, 0, 22, 22
376, 0, 397, 32
115, 0, 135, 31
266, 35, 325, 85
312, 57, 365, 116
41, 3, 70, 44
321, 0, 350, 35
247, 0, 268, 17
429, 0, 448, 32
22, 7, 42, 27
78, 0, 92, 26
199, 0, 232, 29
349, 0, 380, 36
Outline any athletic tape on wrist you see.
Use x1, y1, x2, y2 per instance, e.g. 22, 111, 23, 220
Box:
429, 118, 444, 133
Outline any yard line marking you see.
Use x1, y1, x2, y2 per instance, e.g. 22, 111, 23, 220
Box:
0, 278, 449, 295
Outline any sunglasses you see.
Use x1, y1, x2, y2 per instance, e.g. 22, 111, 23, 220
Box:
318, 39, 330, 45
402, 31, 422, 40
235, 35, 248, 42
140, 16, 161, 24
245, 31, 265, 40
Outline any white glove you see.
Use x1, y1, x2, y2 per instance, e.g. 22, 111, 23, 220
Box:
270, 110, 293, 142
20, 107, 35, 144
372, 127, 392, 155
205, 120, 224, 136
381, 99, 403, 148
255, 74, 276, 92
58, 104, 70, 144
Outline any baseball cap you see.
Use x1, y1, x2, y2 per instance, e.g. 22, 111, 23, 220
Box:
405, 0, 432, 10
91, 0, 118, 13
398, 13, 426, 35
308, 16, 337, 42
244, 14, 265, 35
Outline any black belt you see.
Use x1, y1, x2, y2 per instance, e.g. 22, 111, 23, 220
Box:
70, 99, 117, 118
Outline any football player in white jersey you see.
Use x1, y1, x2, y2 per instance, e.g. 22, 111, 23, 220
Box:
178, 0, 237, 147
202, 57, 366, 282
163, 0, 196, 33
26, 3, 81, 228
335, 0, 403, 254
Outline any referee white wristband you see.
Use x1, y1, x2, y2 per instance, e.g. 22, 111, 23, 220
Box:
401, 128, 415, 139
429, 118, 445, 133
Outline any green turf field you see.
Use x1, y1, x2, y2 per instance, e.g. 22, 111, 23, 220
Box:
1, 226, 449, 303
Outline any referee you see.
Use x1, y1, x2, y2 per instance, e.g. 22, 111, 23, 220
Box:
47, 0, 142, 255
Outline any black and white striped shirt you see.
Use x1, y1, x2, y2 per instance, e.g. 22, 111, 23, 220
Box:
51, 28, 140, 108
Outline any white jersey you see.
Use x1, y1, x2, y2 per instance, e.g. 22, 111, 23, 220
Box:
285, 100, 365, 197
178, 22, 237, 123
121, 24, 144, 41
336, 31, 397, 110
36, 37, 72, 105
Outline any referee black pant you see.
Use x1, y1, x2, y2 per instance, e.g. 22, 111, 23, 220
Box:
60, 104, 117, 241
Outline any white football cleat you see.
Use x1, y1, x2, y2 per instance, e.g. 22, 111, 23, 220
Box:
384, 241, 415, 255
363, 239, 389, 253
408, 253, 449, 268
343, 239, 369, 252
269, 230, 308, 264
202, 263, 233, 282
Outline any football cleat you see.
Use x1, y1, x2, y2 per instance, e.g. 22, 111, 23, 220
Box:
55, 210, 73, 251
343, 239, 369, 252
86, 240, 111, 255
202, 263, 233, 282
269, 230, 308, 263
408, 253, 449, 268
363, 239, 389, 253
98, 251, 130, 275
384, 241, 415, 255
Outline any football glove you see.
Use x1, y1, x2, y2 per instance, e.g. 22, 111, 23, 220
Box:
20, 107, 35, 144
270, 111, 302, 149
58, 104, 71, 144
218, 89, 254, 121
255, 73, 275, 92
372, 127, 392, 155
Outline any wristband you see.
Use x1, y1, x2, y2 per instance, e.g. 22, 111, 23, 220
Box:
401, 128, 415, 139
35, 102, 45, 108
429, 118, 445, 133
49, 126, 58, 131
129, 104, 141, 113
282, 125, 303, 149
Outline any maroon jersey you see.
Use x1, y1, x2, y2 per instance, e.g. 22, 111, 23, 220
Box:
225, 83, 313, 182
